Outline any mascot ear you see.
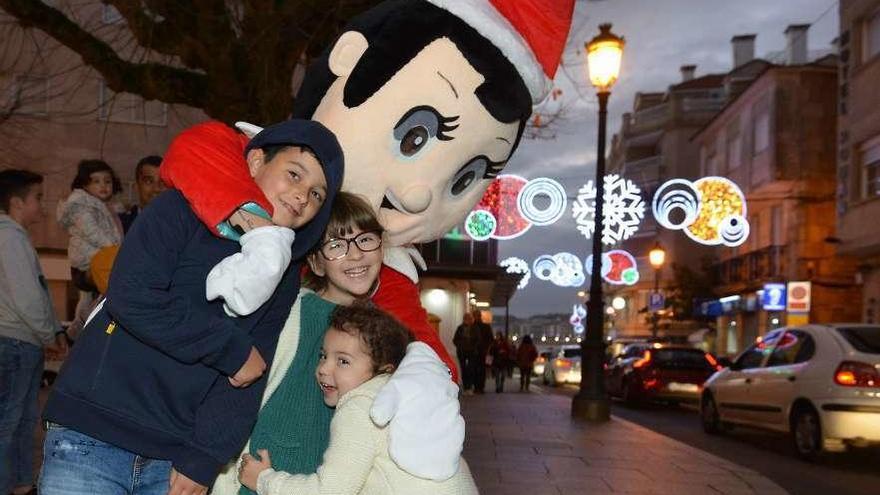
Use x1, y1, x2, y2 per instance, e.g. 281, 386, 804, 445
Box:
235, 121, 264, 139
328, 31, 369, 77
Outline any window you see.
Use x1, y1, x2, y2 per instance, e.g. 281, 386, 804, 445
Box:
864, 9, 880, 62
835, 326, 880, 353
766, 330, 815, 366
1, 75, 49, 116
753, 111, 770, 155
735, 344, 766, 370
770, 206, 783, 246
861, 136, 880, 199
98, 80, 167, 126
728, 134, 742, 170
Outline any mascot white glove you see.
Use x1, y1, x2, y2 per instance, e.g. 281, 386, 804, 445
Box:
370, 341, 464, 481
205, 226, 295, 316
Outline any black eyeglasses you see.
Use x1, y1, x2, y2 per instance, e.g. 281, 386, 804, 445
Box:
319, 231, 383, 260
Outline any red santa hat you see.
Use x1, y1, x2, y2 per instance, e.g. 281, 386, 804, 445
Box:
425, 0, 575, 104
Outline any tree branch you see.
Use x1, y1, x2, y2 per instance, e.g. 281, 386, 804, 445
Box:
0, 0, 207, 107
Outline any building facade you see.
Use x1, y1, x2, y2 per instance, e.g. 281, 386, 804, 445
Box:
694, 53, 862, 358
837, 0, 880, 324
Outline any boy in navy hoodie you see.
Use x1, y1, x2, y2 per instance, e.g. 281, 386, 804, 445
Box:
40, 120, 344, 495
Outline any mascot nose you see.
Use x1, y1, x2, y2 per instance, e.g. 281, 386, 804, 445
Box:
399, 185, 432, 214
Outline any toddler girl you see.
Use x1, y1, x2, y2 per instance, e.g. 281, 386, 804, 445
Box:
56, 159, 123, 336
238, 304, 478, 495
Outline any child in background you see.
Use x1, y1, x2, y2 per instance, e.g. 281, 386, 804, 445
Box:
56, 159, 124, 337
238, 305, 478, 495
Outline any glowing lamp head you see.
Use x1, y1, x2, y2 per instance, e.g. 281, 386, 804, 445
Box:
586, 24, 625, 92
611, 296, 626, 310
649, 242, 666, 269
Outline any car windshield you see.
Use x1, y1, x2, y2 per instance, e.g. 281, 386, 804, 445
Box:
835, 326, 880, 354
654, 349, 711, 369
562, 348, 581, 358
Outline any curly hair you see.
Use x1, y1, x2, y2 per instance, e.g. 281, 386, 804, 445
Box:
329, 304, 413, 374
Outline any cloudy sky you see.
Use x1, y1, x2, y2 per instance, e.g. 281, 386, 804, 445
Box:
494, 0, 839, 317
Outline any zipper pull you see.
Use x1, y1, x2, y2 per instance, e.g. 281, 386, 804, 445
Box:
105, 321, 116, 335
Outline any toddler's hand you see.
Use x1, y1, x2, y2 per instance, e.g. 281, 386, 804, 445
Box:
238, 449, 272, 491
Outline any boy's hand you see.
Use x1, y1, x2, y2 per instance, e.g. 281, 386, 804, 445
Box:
228, 347, 266, 388
239, 449, 272, 491
168, 468, 207, 495
229, 209, 273, 233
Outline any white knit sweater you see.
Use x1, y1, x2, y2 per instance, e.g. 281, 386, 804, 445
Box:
255, 374, 479, 495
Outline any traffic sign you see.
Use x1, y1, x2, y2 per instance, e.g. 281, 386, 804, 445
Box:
648, 292, 665, 312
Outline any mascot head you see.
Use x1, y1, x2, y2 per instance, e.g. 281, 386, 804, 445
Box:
255, 0, 574, 246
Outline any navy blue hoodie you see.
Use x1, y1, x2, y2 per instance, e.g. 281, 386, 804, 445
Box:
44, 120, 344, 486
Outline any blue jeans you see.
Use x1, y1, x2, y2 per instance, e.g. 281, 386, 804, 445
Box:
40, 426, 173, 495
0, 336, 43, 493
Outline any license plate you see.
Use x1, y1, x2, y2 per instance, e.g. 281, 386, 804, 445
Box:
667, 382, 699, 393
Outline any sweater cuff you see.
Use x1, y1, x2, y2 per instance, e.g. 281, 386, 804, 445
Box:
173, 446, 224, 487
206, 329, 253, 376
256, 467, 278, 495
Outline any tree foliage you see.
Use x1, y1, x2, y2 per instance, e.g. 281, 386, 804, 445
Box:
666, 259, 718, 322
0, 0, 382, 124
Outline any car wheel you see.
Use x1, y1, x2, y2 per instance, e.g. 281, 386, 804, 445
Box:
792, 406, 824, 461
701, 394, 722, 434
542, 372, 549, 385
549, 371, 558, 387
622, 379, 638, 406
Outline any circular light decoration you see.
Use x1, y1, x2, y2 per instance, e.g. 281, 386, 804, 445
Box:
570, 304, 587, 334
652, 177, 750, 247
473, 174, 531, 239
652, 179, 701, 230
572, 174, 645, 245
718, 214, 750, 247
585, 250, 639, 286
684, 177, 748, 246
517, 177, 567, 226
464, 209, 496, 241
533, 255, 556, 281
499, 256, 531, 290
531, 252, 585, 287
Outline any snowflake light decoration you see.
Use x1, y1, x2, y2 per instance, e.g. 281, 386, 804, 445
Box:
499, 257, 531, 290
570, 304, 586, 334
532, 252, 585, 287
572, 174, 645, 245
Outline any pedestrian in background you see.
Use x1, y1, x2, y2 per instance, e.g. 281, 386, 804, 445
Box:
0, 169, 67, 495
453, 312, 478, 395
472, 310, 494, 394
488, 332, 511, 393
516, 335, 538, 392
56, 159, 124, 338
119, 155, 165, 234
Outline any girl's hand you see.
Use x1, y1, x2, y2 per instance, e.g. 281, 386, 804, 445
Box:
238, 449, 272, 491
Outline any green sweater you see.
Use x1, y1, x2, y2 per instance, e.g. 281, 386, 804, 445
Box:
239, 293, 336, 495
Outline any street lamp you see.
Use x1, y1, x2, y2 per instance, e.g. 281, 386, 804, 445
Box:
649, 242, 666, 338
573, 23, 624, 423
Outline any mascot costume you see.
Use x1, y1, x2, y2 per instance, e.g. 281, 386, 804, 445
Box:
161, 0, 574, 489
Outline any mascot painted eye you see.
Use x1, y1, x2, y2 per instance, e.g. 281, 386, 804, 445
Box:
449, 156, 489, 196
393, 106, 459, 157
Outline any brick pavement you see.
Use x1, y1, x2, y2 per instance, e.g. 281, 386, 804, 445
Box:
461, 383, 788, 495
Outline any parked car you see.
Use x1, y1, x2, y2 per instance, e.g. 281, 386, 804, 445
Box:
701, 324, 880, 460
543, 345, 581, 386
606, 344, 720, 405
533, 350, 553, 376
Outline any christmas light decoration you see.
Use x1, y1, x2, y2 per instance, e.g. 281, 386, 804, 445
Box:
532, 252, 585, 288
464, 209, 496, 241
570, 304, 586, 334
585, 249, 639, 286
652, 177, 750, 247
518, 177, 567, 226
472, 174, 531, 239
572, 174, 645, 245
499, 257, 531, 290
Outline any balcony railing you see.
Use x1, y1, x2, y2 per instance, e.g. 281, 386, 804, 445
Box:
714, 245, 786, 286
416, 237, 498, 268
630, 103, 669, 128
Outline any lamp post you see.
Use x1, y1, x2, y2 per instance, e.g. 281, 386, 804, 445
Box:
649, 242, 666, 338
572, 23, 624, 422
